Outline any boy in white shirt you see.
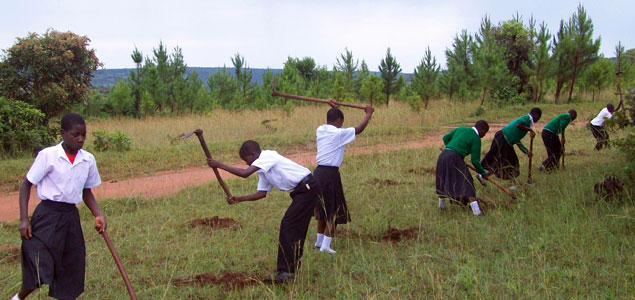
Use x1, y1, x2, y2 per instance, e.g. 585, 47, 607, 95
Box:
206, 140, 319, 283
590, 103, 615, 150
313, 105, 374, 254
13, 113, 106, 300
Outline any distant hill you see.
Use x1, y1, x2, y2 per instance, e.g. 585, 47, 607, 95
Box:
92, 67, 408, 90
92, 67, 284, 89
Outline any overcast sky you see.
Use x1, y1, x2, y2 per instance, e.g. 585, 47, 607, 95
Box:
1, 0, 633, 72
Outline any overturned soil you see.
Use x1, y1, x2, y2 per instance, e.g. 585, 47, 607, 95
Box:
189, 216, 239, 230
408, 167, 436, 175
594, 175, 624, 200
173, 271, 259, 290
380, 226, 420, 243
0, 244, 20, 263
366, 178, 409, 186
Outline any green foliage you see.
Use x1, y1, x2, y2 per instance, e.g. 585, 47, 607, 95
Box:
491, 85, 517, 103
0, 97, 56, 156
524, 22, 555, 103
406, 94, 423, 112
360, 74, 383, 106
410, 47, 440, 110
335, 48, 358, 96
581, 57, 614, 101
0, 29, 102, 119
443, 30, 476, 101
92, 130, 132, 152
378, 48, 403, 105
473, 16, 508, 106
472, 105, 486, 116
493, 18, 533, 94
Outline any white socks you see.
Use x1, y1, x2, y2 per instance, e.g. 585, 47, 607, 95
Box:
315, 233, 324, 248
438, 198, 446, 209
320, 236, 336, 254
470, 201, 483, 216
12, 294, 21, 300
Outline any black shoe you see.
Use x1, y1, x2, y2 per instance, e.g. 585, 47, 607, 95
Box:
265, 271, 295, 284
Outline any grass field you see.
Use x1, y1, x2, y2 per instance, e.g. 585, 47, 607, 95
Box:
0, 99, 633, 299
0, 99, 612, 192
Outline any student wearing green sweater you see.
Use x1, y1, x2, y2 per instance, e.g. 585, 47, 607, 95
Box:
481, 108, 542, 180
436, 120, 490, 216
540, 110, 577, 171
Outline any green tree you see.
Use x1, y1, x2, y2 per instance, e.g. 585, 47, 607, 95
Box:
473, 16, 507, 106
493, 18, 533, 93
564, 4, 601, 103
360, 74, 383, 106
107, 79, 134, 115
335, 48, 358, 96
523, 22, 555, 102
231, 53, 256, 106
129, 47, 143, 116
444, 30, 475, 100
581, 57, 613, 101
0, 97, 56, 156
410, 47, 440, 109
207, 66, 237, 108
378, 48, 403, 105
0, 29, 102, 119
356, 60, 371, 100
552, 20, 574, 103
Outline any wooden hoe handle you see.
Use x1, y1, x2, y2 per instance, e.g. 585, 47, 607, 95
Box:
466, 164, 516, 199
194, 130, 233, 198
101, 231, 137, 300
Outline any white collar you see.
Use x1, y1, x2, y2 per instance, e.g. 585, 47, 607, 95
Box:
472, 127, 479, 136
55, 143, 86, 165
528, 114, 534, 127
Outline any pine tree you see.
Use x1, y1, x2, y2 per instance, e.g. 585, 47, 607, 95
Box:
444, 30, 475, 101
411, 46, 440, 109
378, 48, 403, 106
472, 15, 507, 106
523, 22, 554, 102
565, 4, 601, 103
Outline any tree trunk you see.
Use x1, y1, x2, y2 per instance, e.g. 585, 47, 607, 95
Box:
480, 87, 487, 106
385, 92, 390, 106
554, 80, 563, 103
567, 55, 580, 103
592, 88, 595, 102
424, 95, 429, 110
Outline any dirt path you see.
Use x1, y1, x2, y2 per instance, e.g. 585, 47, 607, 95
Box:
0, 122, 583, 222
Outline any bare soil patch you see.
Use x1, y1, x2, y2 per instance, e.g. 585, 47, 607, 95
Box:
189, 216, 239, 230
380, 226, 419, 243
594, 175, 625, 200
366, 178, 409, 186
173, 271, 259, 290
408, 167, 436, 175
0, 244, 20, 263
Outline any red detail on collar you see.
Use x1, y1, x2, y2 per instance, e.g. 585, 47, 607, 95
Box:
66, 152, 76, 164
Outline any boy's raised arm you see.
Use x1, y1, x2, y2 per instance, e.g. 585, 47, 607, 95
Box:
354, 106, 375, 135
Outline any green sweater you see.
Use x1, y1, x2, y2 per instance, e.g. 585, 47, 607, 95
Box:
501, 115, 533, 154
544, 113, 571, 135
443, 126, 486, 174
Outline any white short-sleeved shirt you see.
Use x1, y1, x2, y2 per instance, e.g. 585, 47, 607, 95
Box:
26, 143, 101, 205
315, 125, 356, 167
591, 107, 613, 126
252, 150, 311, 192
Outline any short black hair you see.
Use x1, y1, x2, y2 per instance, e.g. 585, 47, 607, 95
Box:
475, 120, 489, 133
607, 103, 615, 111
326, 108, 344, 123
239, 140, 261, 157
530, 107, 542, 121
568, 109, 577, 121
61, 113, 85, 131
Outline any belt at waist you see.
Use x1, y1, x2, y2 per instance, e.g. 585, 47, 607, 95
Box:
40, 200, 77, 212
316, 165, 339, 170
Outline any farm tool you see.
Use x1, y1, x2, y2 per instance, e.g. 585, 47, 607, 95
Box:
527, 133, 535, 186
271, 77, 367, 109
101, 230, 137, 300
466, 164, 517, 200
180, 129, 233, 198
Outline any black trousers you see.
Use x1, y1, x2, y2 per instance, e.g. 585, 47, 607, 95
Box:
590, 123, 609, 150
21, 200, 85, 300
276, 174, 320, 273
541, 130, 562, 171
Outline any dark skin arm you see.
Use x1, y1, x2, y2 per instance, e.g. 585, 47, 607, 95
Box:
83, 188, 106, 233
516, 124, 535, 157
206, 159, 260, 178
354, 106, 375, 135
227, 190, 268, 204
18, 178, 33, 239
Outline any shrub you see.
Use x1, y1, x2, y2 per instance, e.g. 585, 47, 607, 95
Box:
491, 85, 517, 103
92, 130, 131, 152
0, 97, 56, 156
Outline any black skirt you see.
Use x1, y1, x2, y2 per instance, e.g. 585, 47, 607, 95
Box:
481, 130, 520, 180
21, 200, 86, 299
436, 150, 476, 200
590, 123, 609, 150
313, 165, 350, 224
